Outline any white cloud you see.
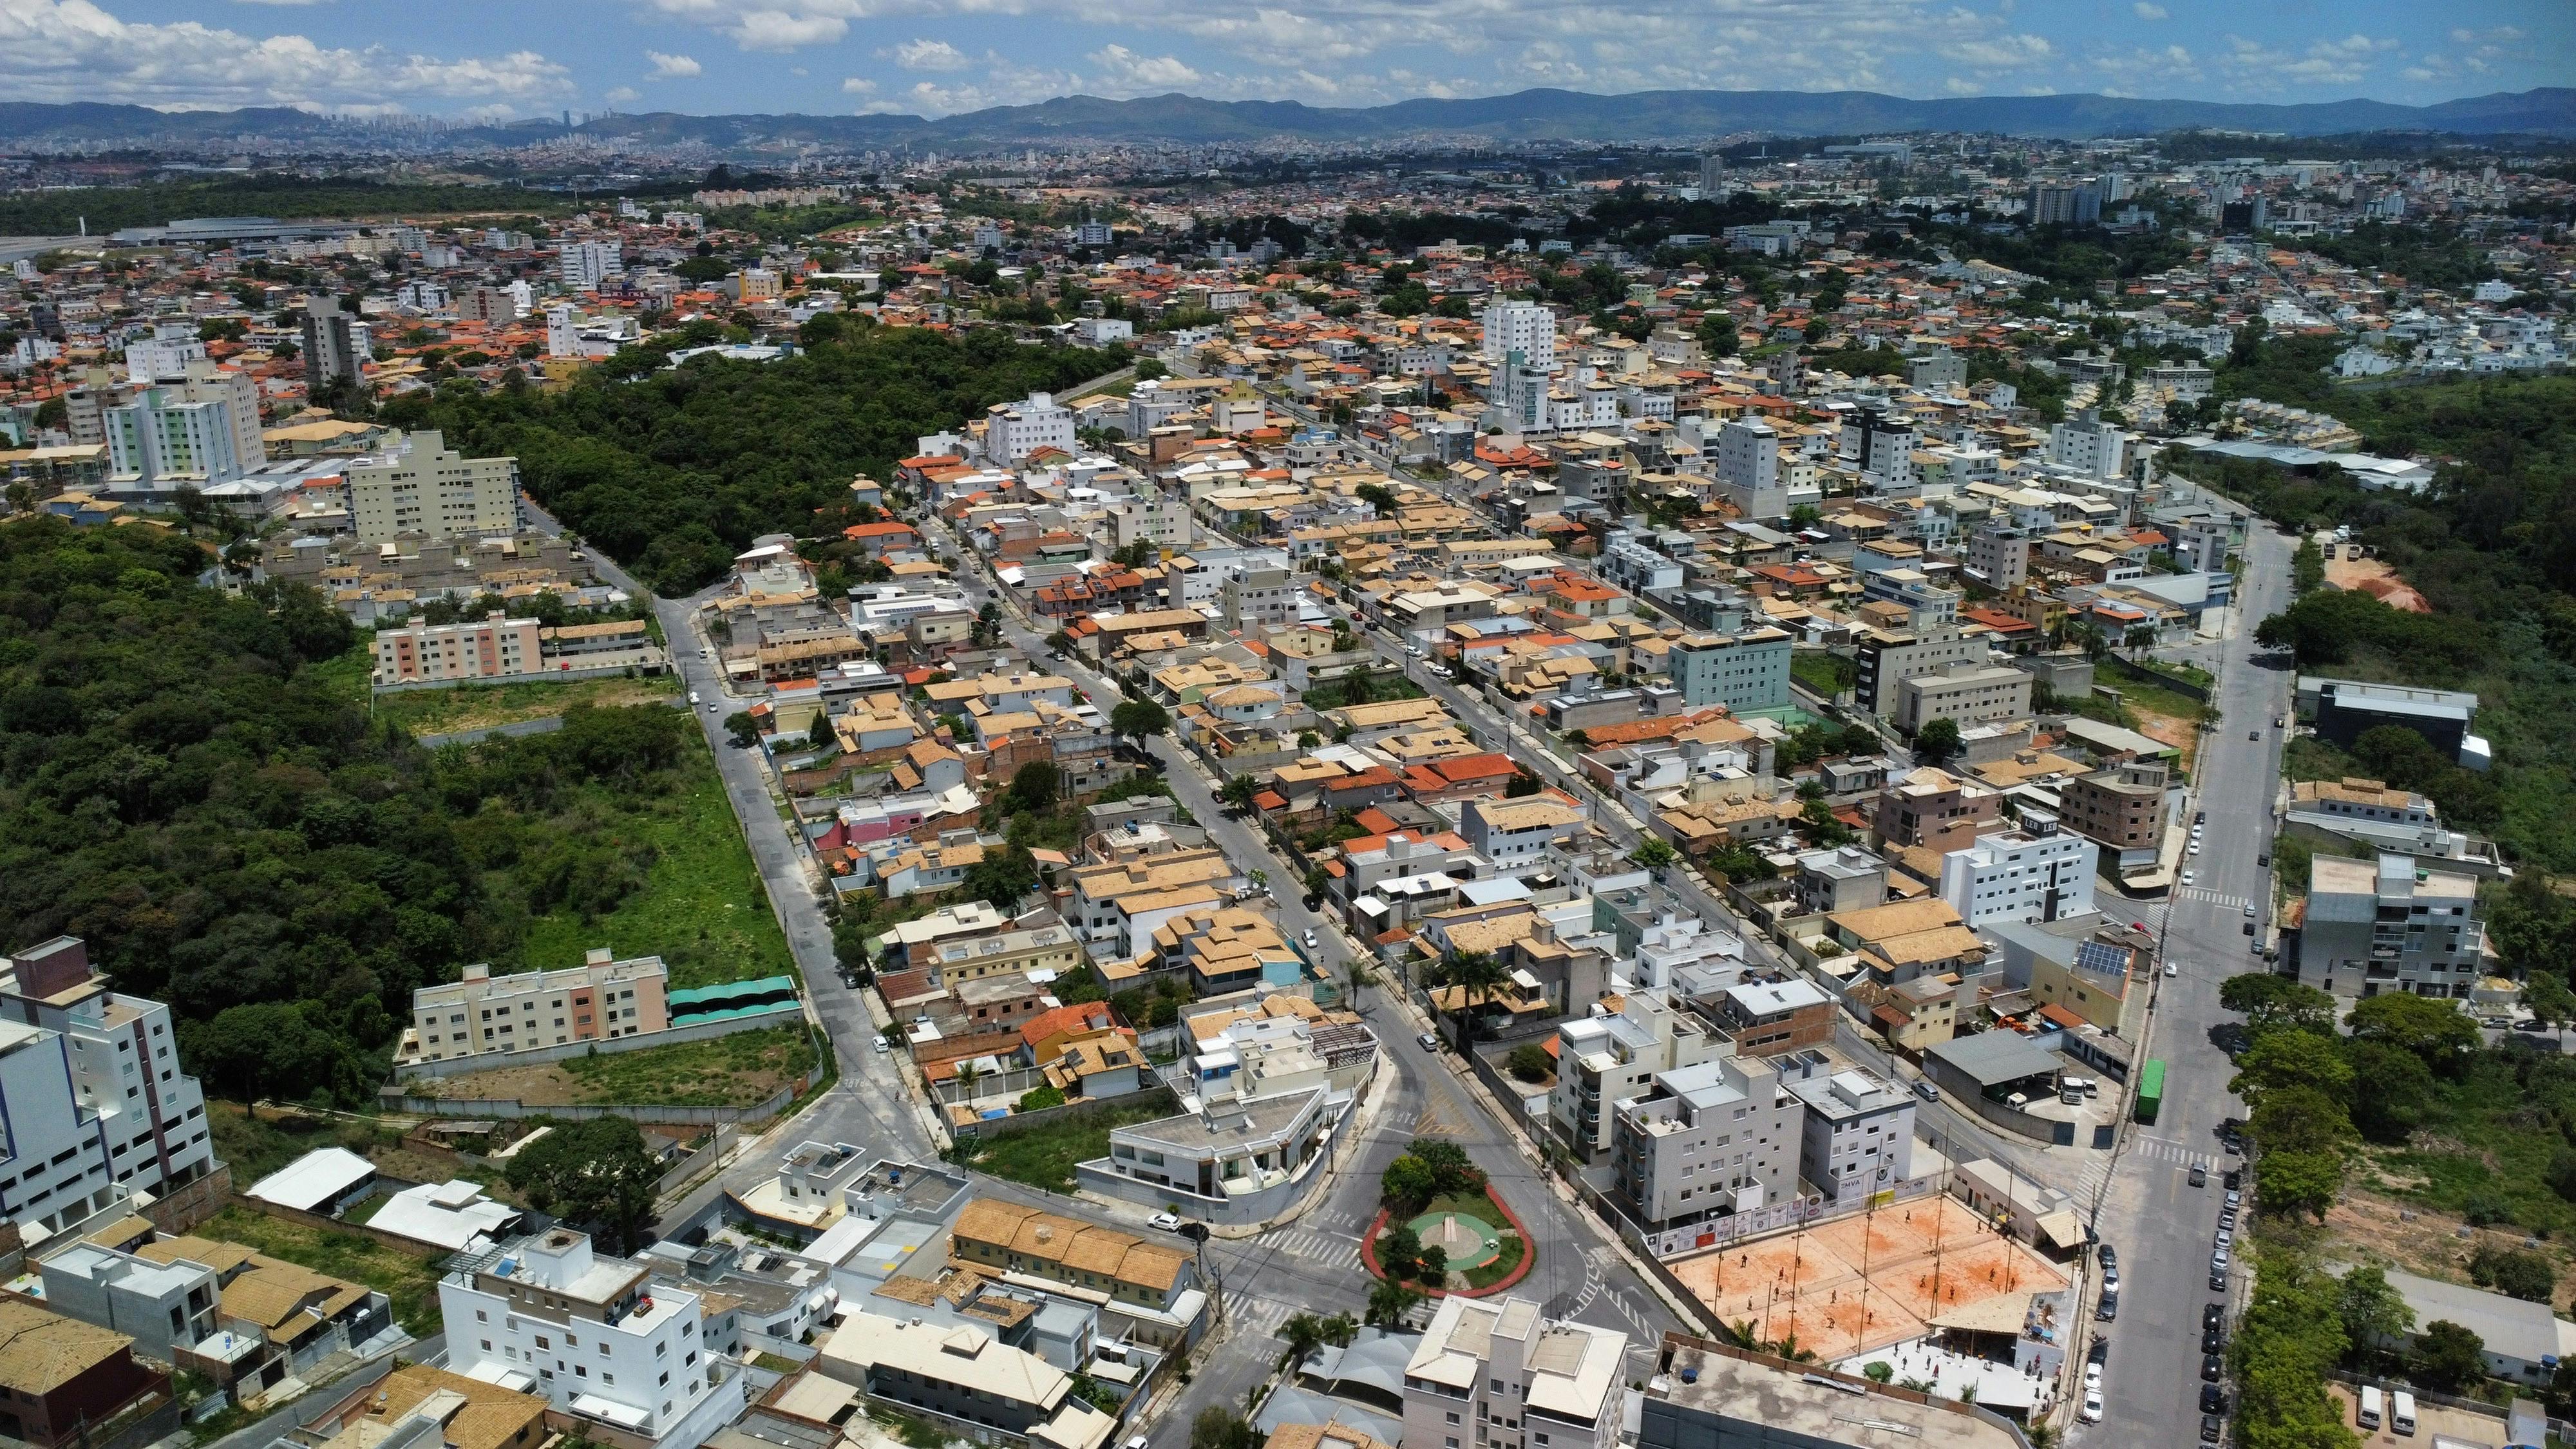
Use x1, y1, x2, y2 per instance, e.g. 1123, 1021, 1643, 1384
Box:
840, 75, 876, 93
886, 37, 971, 71
2132, 3, 2166, 19
2219, 32, 2397, 88
603, 84, 643, 102
645, 49, 701, 78
0, 0, 572, 108
233, 0, 332, 6
1939, 32, 2054, 70
1087, 43, 1200, 90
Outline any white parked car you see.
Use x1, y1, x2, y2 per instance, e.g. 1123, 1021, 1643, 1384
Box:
2165, 962, 2179, 978
2181, 870, 2195, 886
2081, 1390, 2104, 1423
1146, 1212, 1182, 1233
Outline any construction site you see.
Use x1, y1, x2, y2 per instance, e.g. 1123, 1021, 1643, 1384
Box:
1666, 1193, 2071, 1362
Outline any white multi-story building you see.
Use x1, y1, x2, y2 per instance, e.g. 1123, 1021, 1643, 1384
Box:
1481, 301, 1557, 372
1713, 417, 1783, 520
2048, 411, 2127, 479
120, 324, 207, 383
1786, 1066, 1917, 1209
445, 1229, 742, 1449
0, 937, 219, 1235
983, 392, 1076, 464
1939, 820, 2098, 927
1611, 1054, 1803, 1229
1551, 989, 1723, 1161
373, 614, 544, 686
558, 241, 624, 292
1462, 797, 1587, 870
1401, 1295, 1625, 1449
346, 430, 520, 544
404, 951, 672, 1064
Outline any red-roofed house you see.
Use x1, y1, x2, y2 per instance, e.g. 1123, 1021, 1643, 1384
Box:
1399, 752, 1520, 804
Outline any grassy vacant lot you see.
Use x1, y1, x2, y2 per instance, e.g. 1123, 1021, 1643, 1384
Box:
422, 1025, 817, 1108
207, 1102, 521, 1202
200, 1204, 446, 1335
1790, 651, 1857, 697
956, 1091, 1178, 1193
379, 673, 682, 739
2360, 1050, 2576, 1240
517, 730, 793, 989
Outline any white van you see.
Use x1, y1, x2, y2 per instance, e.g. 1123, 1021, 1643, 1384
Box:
2358, 1385, 2382, 1430
2391, 1390, 2416, 1436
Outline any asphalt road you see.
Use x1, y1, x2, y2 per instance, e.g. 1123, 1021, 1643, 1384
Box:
2074, 495, 2293, 1444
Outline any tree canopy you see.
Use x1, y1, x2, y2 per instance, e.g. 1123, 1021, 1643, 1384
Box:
0, 516, 733, 1104
384, 327, 1121, 594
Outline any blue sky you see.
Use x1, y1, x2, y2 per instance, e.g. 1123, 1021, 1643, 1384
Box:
6, 0, 2569, 119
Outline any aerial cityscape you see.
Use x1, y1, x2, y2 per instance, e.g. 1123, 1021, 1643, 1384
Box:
0, 7, 2571, 1449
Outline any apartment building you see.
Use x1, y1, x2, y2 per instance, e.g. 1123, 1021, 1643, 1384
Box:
1462, 797, 1588, 871
1872, 767, 2000, 853
1553, 992, 1723, 1164
1610, 1054, 1802, 1233
2297, 853, 2488, 1000
1712, 417, 1785, 520
2047, 411, 2126, 479
1705, 980, 1834, 1058
443, 1229, 743, 1449
1964, 524, 2031, 590
102, 361, 263, 485
1083, 1086, 1338, 1226
1940, 820, 2098, 926
1400, 1296, 1624, 1449
1671, 628, 1791, 713
346, 431, 519, 544
1893, 660, 2032, 734
2060, 761, 2170, 871
558, 242, 623, 292
301, 296, 366, 390
1785, 1065, 1916, 1209
1481, 301, 1558, 371
984, 393, 1076, 464
0, 936, 220, 1229
404, 951, 670, 1064
372, 616, 544, 686
1640, 1338, 2022, 1449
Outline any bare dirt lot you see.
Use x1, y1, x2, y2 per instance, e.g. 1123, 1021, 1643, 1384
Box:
1667, 1195, 2069, 1361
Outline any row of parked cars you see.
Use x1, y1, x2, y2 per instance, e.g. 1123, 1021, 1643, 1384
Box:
2198, 1183, 2246, 1441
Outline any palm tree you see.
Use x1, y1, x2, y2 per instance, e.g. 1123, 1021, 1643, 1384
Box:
1278, 1313, 1326, 1368
1426, 951, 1509, 1052
1319, 1313, 1358, 1349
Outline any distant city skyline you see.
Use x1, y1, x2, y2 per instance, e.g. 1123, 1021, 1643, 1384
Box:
5, 0, 2568, 122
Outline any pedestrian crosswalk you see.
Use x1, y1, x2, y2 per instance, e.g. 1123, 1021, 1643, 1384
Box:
1413, 1103, 1469, 1139
1258, 1227, 1363, 1270
2133, 1135, 2215, 1167
1231, 1294, 1296, 1341
2175, 887, 2249, 910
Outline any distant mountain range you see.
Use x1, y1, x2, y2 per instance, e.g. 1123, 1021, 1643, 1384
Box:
5, 86, 2573, 151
